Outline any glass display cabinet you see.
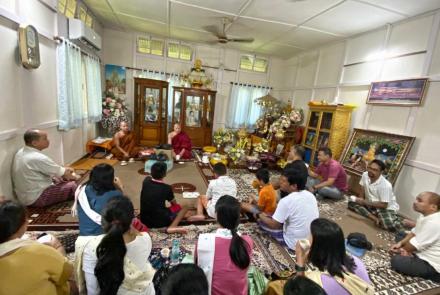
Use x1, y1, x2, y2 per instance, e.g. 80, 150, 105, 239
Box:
134, 78, 169, 146
172, 86, 216, 147
302, 103, 355, 168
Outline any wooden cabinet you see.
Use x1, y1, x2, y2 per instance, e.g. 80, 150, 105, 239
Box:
171, 87, 216, 147
134, 78, 169, 146
301, 103, 355, 168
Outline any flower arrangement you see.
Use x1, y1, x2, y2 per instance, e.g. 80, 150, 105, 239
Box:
253, 138, 269, 154
267, 107, 304, 140
213, 128, 235, 147
227, 137, 249, 164
101, 90, 130, 135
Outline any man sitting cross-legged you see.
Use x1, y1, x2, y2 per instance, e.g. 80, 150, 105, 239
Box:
188, 163, 237, 221
348, 159, 404, 232
307, 147, 348, 200
257, 167, 319, 250
390, 192, 440, 283
140, 161, 188, 234
12, 129, 78, 207
242, 168, 277, 217
110, 121, 141, 166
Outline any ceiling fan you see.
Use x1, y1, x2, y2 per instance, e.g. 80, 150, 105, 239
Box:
204, 18, 254, 44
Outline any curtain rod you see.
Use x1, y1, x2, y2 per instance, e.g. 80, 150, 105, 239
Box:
54, 36, 100, 61
230, 82, 272, 89
125, 66, 180, 76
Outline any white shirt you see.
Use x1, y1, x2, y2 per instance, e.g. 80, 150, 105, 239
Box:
272, 190, 319, 249
12, 146, 65, 205
410, 212, 440, 272
359, 172, 399, 211
82, 233, 155, 295
206, 175, 237, 218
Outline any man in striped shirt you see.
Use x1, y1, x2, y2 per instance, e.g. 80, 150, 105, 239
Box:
348, 159, 403, 232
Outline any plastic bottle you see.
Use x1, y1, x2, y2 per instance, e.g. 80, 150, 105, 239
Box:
170, 239, 180, 265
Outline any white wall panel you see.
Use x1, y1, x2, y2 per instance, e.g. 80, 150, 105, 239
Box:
345, 28, 387, 64
0, 0, 15, 13
341, 61, 381, 84
387, 15, 433, 56
295, 51, 318, 88
338, 86, 369, 129
313, 87, 336, 102
18, 0, 56, 35
293, 89, 312, 112
429, 24, 440, 77
381, 54, 426, 80
237, 71, 267, 85
103, 30, 134, 66
407, 82, 440, 164
366, 106, 410, 134
316, 42, 345, 86
395, 165, 440, 219
0, 22, 22, 131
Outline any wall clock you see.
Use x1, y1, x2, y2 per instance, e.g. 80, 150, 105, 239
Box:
18, 25, 41, 69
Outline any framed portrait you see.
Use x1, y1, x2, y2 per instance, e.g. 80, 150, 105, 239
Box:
366, 78, 428, 106
340, 128, 415, 184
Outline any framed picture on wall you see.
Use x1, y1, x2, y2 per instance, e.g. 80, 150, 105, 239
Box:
366, 78, 428, 106
339, 128, 415, 184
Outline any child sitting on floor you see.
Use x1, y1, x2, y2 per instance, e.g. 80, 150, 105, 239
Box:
140, 161, 188, 234
241, 168, 277, 217
188, 163, 237, 221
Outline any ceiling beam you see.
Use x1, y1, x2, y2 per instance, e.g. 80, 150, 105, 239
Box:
105, 0, 127, 31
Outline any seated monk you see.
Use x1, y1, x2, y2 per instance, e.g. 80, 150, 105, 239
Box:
168, 123, 192, 160
111, 121, 140, 165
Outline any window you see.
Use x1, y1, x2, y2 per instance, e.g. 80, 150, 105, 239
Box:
167, 42, 192, 61
59, 0, 93, 27
239, 54, 268, 73
137, 37, 164, 56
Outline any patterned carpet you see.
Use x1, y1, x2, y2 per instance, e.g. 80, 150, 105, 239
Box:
226, 169, 440, 295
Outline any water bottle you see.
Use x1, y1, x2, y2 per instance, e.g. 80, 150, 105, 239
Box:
170, 239, 180, 265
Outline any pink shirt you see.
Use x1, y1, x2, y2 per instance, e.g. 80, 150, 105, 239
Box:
196, 235, 253, 295
316, 159, 348, 191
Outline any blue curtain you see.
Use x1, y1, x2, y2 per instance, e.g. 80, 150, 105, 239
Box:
83, 55, 102, 123
56, 40, 83, 130
226, 84, 269, 130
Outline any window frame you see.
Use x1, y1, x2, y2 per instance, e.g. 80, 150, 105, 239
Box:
137, 36, 165, 57
167, 40, 193, 62
239, 54, 269, 73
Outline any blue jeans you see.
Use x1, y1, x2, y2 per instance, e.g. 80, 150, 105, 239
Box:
306, 177, 344, 200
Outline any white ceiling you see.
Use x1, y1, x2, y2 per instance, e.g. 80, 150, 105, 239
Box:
83, 0, 440, 59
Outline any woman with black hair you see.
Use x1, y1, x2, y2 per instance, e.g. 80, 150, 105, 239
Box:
196, 195, 253, 295
295, 218, 373, 294
0, 200, 73, 294
161, 264, 208, 295
72, 163, 124, 236
75, 196, 155, 295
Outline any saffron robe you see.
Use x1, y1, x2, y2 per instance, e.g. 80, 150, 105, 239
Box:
111, 131, 140, 160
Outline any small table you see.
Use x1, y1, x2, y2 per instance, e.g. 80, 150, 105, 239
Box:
86, 139, 113, 154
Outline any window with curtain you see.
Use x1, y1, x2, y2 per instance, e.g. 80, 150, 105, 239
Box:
225, 84, 270, 130
56, 39, 83, 130
82, 55, 102, 123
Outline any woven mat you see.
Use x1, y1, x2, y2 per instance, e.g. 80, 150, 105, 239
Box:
70, 158, 118, 170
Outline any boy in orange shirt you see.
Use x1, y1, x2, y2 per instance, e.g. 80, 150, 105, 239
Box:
242, 169, 277, 216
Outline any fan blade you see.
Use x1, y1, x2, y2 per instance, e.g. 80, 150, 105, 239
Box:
202, 25, 226, 38
228, 37, 254, 43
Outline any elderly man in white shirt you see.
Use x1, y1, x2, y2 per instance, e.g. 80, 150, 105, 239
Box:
188, 162, 237, 221
348, 159, 404, 232
12, 129, 78, 207
390, 191, 440, 283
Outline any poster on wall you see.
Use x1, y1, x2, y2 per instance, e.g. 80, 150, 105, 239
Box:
105, 64, 126, 94
339, 128, 415, 184
366, 78, 428, 106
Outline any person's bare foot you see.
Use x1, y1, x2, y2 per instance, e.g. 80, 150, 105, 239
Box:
187, 215, 206, 222
166, 227, 188, 234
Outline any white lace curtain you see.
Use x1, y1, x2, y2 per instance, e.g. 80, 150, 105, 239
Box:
82, 55, 102, 123
57, 39, 83, 130
57, 39, 102, 130
225, 84, 270, 130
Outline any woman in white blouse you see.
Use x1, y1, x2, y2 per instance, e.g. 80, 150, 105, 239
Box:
75, 196, 155, 295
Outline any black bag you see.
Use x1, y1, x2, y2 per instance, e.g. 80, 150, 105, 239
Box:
347, 232, 373, 250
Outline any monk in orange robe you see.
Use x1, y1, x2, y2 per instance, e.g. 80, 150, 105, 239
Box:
111, 121, 141, 164
168, 123, 192, 159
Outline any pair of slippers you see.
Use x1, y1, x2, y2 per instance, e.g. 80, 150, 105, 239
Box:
121, 158, 135, 166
